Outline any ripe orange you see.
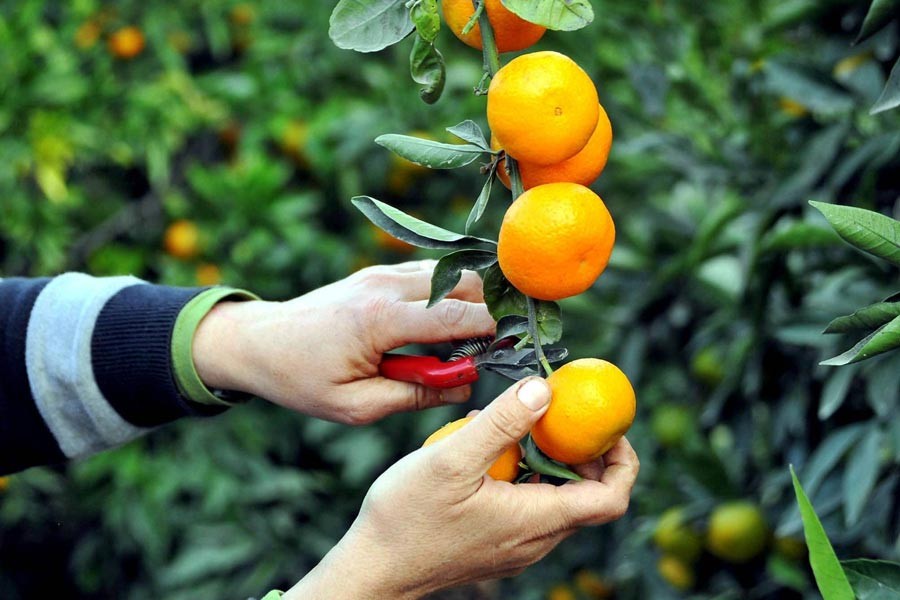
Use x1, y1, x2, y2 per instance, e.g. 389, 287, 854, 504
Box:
195, 263, 222, 286
494, 103, 612, 190
531, 359, 635, 465
497, 182, 615, 301
706, 501, 769, 563
545, 583, 577, 600
488, 52, 599, 165
573, 569, 613, 599
423, 417, 521, 482
108, 26, 145, 60
164, 220, 200, 260
442, 0, 546, 53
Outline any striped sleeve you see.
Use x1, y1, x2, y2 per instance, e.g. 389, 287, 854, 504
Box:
0, 274, 239, 475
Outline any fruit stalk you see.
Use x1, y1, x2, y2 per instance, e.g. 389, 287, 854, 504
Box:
477, 2, 552, 378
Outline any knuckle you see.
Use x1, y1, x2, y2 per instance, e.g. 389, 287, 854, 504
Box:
437, 299, 470, 329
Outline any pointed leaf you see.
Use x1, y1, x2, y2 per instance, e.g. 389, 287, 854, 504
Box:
810, 201, 900, 267
375, 134, 487, 169
871, 56, 900, 114
821, 315, 900, 366
427, 250, 497, 308
842, 559, 900, 599
790, 466, 856, 600
466, 166, 495, 233
496, 315, 529, 340
329, 0, 414, 52
762, 221, 843, 253
818, 364, 858, 419
824, 300, 900, 333
446, 120, 489, 149
482, 264, 562, 343
501, 0, 594, 31
856, 0, 900, 45
352, 196, 495, 250
409, 36, 445, 104
524, 436, 582, 481
842, 429, 883, 526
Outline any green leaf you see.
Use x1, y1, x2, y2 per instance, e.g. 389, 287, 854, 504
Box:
842, 559, 900, 599
428, 250, 497, 308
482, 265, 562, 343
329, 0, 414, 52
790, 466, 856, 600
496, 315, 529, 340
842, 429, 883, 526
351, 196, 496, 250
446, 120, 489, 149
871, 56, 900, 114
409, 36, 446, 104
824, 299, 900, 333
810, 201, 900, 267
409, 0, 440, 42
762, 221, 842, 253
466, 165, 495, 233
821, 315, 900, 366
818, 364, 858, 420
501, 0, 594, 31
375, 134, 487, 169
856, 0, 900, 44
523, 436, 583, 481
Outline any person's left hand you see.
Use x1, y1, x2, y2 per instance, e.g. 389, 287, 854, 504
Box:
191, 260, 496, 424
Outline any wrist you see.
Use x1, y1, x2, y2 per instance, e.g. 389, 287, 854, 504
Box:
192, 299, 269, 394
284, 528, 421, 600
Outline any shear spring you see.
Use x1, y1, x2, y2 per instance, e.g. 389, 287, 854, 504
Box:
448, 337, 494, 361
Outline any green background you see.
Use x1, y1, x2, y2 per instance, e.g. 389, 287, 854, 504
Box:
0, 1, 898, 598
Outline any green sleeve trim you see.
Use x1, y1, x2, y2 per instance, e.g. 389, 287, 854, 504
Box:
259, 591, 285, 600
172, 287, 260, 407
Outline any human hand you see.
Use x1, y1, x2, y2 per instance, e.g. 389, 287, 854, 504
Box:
284, 377, 640, 600
192, 260, 495, 424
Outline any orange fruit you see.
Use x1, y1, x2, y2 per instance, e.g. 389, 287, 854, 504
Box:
545, 583, 577, 600
657, 555, 694, 590
0, 476, 9, 493
442, 0, 546, 53
494, 103, 612, 190
531, 359, 635, 465
497, 182, 615, 301
164, 220, 200, 260
487, 51, 599, 165
423, 417, 521, 482
108, 26, 145, 60
653, 507, 703, 562
196, 263, 222, 286
75, 21, 101, 49
573, 569, 613, 599
706, 501, 768, 563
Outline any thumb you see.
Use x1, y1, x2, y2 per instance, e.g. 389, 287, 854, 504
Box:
444, 377, 552, 477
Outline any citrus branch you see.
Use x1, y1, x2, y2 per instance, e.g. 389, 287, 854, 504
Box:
477, 2, 552, 378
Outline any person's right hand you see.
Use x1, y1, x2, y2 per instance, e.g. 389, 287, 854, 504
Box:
284, 377, 640, 600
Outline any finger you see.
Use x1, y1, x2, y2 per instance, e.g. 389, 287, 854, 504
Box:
439, 378, 551, 478
380, 259, 438, 274
518, 438, 639, 529
384, 300, 495, 348
343, 379, 472, 424
466, 409, 481, 418
572, 459, 605, 481
390, 269, 485, 303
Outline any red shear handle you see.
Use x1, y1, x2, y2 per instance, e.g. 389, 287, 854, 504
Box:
379, 355, 480, 389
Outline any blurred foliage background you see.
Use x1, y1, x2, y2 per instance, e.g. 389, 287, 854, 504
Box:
1, 1, 899, 598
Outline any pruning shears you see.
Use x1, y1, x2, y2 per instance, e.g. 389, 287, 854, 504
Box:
379, 337, 568, 389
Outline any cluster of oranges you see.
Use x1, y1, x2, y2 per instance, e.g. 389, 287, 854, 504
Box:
653, 502, 781, 590
419, 2, 633, 479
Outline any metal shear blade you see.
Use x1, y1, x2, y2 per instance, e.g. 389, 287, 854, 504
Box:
477, 346, 569, 380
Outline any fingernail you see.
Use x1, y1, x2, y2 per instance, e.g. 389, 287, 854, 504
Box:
444, 387, 470, 404
517, 379, 550, 411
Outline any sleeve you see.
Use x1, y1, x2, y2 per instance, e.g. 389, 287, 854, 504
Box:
0, 273, 257, 475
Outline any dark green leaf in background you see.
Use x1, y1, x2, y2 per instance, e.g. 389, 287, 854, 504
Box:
375, 134, 487, 169
871, 56, 900, 114
409, 36, 446, 104
810, 201, 900, 267
856, 0, 900, 45
842, 559, 900, 599
428, 249, 497, 307
500, 0, 594, 31
329, 0, 414, 52
351, 196, 496, 250
841, 429, 883, 527
790, 466, 856, 600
